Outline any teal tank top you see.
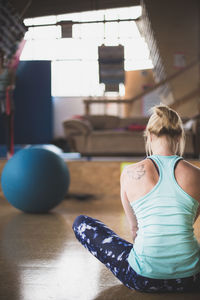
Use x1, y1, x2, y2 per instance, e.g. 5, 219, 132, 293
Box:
128, 155, 200, 279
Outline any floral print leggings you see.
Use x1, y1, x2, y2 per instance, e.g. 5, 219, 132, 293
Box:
72, 215, 200, 293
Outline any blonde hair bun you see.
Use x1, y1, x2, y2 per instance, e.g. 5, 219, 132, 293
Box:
153, 105, 180, 131
145, 104, 185, 156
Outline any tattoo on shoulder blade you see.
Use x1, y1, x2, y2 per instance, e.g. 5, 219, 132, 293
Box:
126, 164, 145, 180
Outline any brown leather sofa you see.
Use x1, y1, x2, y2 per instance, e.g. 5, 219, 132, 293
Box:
63, 115, 200, 158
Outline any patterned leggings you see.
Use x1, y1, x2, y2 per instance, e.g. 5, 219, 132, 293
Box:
72, 215, 200, 293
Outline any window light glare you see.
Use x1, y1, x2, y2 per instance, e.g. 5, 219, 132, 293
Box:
21, 5, 153, 97
23, 5, 142, 27
57, 12, 78, 22
24, 25, 61, 40
24, 15, 57, 26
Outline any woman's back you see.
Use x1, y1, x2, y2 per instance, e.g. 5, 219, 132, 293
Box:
122, 155, 200, 279
123, 157, 200, 211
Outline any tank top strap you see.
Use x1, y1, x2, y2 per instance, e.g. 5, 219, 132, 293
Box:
168, 155, 183, 178
147, 155, 183, 182
147, 155, 162, 175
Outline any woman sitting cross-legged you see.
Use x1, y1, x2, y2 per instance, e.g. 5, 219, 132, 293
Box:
72, 104, 200, 293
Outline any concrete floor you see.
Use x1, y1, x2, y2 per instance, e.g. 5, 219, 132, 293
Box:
0, 191, 200, 300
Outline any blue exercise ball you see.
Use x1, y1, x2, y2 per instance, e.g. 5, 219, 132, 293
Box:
1, 148, 70, 213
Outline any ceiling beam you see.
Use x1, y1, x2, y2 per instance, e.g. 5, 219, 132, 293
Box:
10, 0, 140, 19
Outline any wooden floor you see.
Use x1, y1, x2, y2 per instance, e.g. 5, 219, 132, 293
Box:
0, 158, 200, 299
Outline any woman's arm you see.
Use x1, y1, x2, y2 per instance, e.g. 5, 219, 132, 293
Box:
120, 170, 138, 241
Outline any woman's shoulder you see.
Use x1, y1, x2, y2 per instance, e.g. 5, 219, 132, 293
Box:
176, 158, 200, 182
175, 159, 200, 202
120, 159, 151, 183
178, 159, 200, 175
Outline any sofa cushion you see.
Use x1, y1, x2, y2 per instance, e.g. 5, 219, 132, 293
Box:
63, 119, 92, 136
119, 117, 149, 128
84, 115, 120, 130
86, 130, 146, 154
127, 124, 146, 131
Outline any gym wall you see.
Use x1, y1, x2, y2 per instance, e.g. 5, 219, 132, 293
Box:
142, 0, 200, 116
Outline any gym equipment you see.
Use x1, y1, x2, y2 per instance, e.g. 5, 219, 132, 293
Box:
1, 148, 70, 213
98, 44, 124, 92
27, 144, 63, 155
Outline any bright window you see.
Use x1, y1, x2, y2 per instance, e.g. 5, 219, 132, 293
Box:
21, 6, 153, 97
